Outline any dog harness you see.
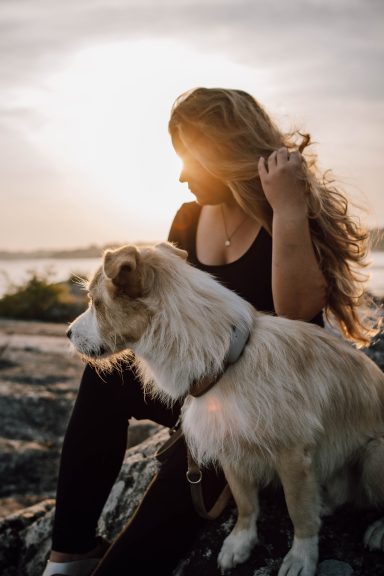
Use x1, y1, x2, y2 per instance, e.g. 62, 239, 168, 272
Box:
156, 324, 250, 520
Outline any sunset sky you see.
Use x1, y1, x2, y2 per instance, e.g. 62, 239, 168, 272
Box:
1, 0, 383, 250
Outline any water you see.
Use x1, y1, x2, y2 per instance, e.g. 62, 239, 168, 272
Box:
0, 253, 383, 298
0, 258, 100, 296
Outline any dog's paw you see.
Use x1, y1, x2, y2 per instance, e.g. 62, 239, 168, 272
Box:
364, 518, 384, 551
217, 529, 258, 573
278, 536, 318, 576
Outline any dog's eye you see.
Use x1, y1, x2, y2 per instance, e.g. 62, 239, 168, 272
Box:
89, 295, 103, 309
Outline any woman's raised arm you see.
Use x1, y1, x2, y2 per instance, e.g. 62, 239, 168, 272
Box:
259, 148, 327, 321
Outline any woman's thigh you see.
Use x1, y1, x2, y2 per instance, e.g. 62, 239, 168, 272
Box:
77, 362, 181, 429
91, 435, 206, 575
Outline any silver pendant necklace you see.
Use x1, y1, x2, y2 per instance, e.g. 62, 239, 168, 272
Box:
220, 204, 249, 247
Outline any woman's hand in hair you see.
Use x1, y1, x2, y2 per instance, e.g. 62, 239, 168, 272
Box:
258, 148, 308, 216
259, 148, 327, 320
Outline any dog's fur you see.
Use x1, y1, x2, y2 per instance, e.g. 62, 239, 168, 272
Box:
68, 242, 384, 576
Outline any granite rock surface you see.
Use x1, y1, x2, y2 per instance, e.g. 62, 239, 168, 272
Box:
1, 319, 384, 575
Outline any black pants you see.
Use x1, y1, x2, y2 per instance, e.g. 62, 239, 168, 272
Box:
52, 364, 220, 575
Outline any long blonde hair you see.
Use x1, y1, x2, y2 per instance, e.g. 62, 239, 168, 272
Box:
168, 87, 380, 347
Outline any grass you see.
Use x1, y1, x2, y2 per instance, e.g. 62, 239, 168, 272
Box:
0, 271, 88, 323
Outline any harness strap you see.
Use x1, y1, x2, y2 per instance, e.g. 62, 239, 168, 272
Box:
155, 324, 250, 520
155, 427, 232, 519
189, 324, 250, 398
186, 448, 232, 520
155, 426, 183, 463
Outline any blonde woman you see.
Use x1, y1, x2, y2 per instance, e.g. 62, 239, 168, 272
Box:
43, 88, 377, 576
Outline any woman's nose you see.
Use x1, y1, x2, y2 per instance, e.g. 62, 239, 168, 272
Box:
179, 166, 188, 183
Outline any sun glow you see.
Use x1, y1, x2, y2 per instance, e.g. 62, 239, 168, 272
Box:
17, 39, 274, 243
207, 398, 222, 413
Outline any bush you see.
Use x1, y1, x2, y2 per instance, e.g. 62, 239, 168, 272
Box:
0, 271, 88, 323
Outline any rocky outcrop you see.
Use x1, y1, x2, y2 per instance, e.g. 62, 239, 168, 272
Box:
173, 489, 384, 576
1, 320, 384, 575
0, 431, 167, 576
0, 500, 55, 576
0, 319, 164, 575
0, 320, 161, 517
2, 428, 384, 576
363, 329, 384, 371
0, 320, 83, 516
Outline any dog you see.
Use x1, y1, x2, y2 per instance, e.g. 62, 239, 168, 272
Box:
67, 242, 384, 576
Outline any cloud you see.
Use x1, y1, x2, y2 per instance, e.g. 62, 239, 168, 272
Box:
1, 0, 383, 102
1, 0, 383, 249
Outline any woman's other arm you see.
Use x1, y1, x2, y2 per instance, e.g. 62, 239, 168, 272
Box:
259, 148, 327, 321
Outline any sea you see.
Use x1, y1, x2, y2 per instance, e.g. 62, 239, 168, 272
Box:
0, 252, 384, 299
0, 258, 100, 297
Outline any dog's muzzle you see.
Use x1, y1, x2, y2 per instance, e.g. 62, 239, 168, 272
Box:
66, 327, 109, 357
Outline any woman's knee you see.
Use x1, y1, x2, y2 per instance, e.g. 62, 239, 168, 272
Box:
74, 363, 138, 421
77, 362, 179, 426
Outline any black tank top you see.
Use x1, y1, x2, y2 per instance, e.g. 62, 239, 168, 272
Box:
168, 201, 323, 326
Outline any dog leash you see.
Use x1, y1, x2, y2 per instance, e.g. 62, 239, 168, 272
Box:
156, 324, 250, 520
155, 423, 233, 520
185, 448, 233, 520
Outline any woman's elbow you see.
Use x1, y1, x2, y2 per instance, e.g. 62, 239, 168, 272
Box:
275, 284, 327, 322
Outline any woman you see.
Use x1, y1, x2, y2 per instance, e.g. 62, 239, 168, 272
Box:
43, 88, 377, 576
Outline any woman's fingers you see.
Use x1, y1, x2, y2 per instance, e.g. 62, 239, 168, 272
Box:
259, 148, 302, 179
263, 148, 291, 172
258, 156, 269, 183
267, 150, 278, 169
277, 147, 289, 162
287, 149, 301, 163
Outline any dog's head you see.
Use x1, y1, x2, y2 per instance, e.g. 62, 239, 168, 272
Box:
67, 242, 187, 361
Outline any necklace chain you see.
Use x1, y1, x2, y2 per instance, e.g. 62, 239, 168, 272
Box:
220, 204, 249, 247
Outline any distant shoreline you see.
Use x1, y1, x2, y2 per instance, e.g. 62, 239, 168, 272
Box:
1, 249, 383, 261
0, 230, 383, 259
0, 241, 159, 261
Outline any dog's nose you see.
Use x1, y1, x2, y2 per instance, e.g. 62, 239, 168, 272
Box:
66, 328, 72, 340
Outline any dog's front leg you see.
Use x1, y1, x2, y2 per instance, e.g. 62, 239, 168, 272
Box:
217, 462, 259, 574
276, 446, 321, 576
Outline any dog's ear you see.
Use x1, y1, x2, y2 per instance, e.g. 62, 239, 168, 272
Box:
103, 246, 143, 297
156, 242, 188, 260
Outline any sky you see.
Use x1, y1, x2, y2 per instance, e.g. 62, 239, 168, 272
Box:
1, 0, 383, 251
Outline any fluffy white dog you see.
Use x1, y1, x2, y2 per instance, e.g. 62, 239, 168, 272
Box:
67, 242, 384, 576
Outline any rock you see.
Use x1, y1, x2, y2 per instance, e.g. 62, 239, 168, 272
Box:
1, 321, 384, 575
97, 429, 167, 540
0, 326, 84, 514
126, 418, 163, 449
317, 560, 354, 575
0, 321, 162, 517
2, 433, 384, 576
0, 439, 60, 498
173, 492, 384, 576
0, 499, 55, 576
0, 430, 168, 576
363, 332, 384, 371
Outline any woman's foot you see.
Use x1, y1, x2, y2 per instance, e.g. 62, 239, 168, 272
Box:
42, 557, 100, 576
49, 537, 110, 563
42, 538, 110, 576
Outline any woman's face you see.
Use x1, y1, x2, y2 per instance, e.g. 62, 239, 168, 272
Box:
172, 130, 233, 205
178, 152, 233, 205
